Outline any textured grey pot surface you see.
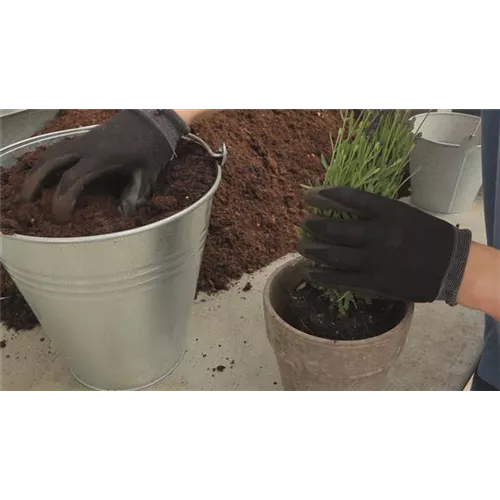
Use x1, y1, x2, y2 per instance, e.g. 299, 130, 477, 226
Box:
0, 127, 225, 390
263, 258, 414, 391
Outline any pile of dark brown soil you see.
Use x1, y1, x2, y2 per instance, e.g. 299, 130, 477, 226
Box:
1, 109, 342, 331
36, 110, 120, 135
192, 110, 342, 290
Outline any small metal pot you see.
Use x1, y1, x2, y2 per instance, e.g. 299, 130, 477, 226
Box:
410, 112, 482, 214
0, 127, 226, 390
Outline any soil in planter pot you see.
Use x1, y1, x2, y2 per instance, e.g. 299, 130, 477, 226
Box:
286, 282, 407, 341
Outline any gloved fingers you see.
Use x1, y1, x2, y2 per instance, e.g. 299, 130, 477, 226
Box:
39, 137, 80, 161
301, 214, 369, 247
303, 266, 367, 294
303, 265, 399, 302
21, 153, 79, 202
297, 236, 367, 271
52, 160, 123, 224
304, 186, 388, 218
119, 169, 151, 216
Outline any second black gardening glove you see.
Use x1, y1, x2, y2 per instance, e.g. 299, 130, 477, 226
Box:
21, 109, 190, 223
298, 186, 472, 305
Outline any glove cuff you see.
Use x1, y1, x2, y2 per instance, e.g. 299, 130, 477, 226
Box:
137, 109, 190, 154
437, 228, 473, 306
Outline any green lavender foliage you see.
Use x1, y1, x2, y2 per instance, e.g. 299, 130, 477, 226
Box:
305, 109, 421, 314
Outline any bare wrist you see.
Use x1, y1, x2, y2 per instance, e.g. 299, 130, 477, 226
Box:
458, 242, 500, 320
174, 109, 220, 126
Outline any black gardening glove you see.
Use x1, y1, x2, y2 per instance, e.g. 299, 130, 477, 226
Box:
298, 186, 472, 305
21, 109, 190, 223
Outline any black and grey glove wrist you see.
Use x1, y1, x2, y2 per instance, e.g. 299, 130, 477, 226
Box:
435, 226, 472, 305
21, 109, 190, 223
298, 186, 472, 306
138, 109, 190, 154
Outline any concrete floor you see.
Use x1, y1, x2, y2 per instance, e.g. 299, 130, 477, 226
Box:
0, 196, 487, 391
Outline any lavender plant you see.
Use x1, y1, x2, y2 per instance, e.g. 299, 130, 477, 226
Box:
304, 109, 422, 313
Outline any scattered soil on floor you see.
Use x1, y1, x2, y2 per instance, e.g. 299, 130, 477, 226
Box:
1, 109, 345, 331
286, 282, 407, 341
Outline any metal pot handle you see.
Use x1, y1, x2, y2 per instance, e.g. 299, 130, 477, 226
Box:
182, 133, 228, 167
456, 119, 482, 158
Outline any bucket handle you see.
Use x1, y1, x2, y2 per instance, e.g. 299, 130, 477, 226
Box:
470, 119, 481, 140
182, 133, 228, 167
455, 117, 482, 156
456, 117, 482, 149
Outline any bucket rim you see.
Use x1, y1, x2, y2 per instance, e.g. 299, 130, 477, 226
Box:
0, 126, 223, 244
412, 111, 482, 147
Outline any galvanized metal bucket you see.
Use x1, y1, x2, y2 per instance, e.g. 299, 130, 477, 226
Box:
0, 127, 226, 390
410, 112, 482, 214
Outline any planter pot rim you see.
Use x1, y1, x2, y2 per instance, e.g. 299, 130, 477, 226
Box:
263, 257, 414, 348
0, 126, 223, 245
412, 111, 481, 148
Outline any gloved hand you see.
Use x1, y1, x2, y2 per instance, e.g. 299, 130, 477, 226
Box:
21, 109, 190, 223
298, 186, 473, 305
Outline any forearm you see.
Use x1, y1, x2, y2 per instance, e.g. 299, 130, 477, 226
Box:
458, 242, 500, 320
174, 109, 221, 126
136, 109, 221, 152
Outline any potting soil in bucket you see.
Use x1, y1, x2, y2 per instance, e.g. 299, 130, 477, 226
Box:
0, 129, 223, 390
410, 112, 482, 214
